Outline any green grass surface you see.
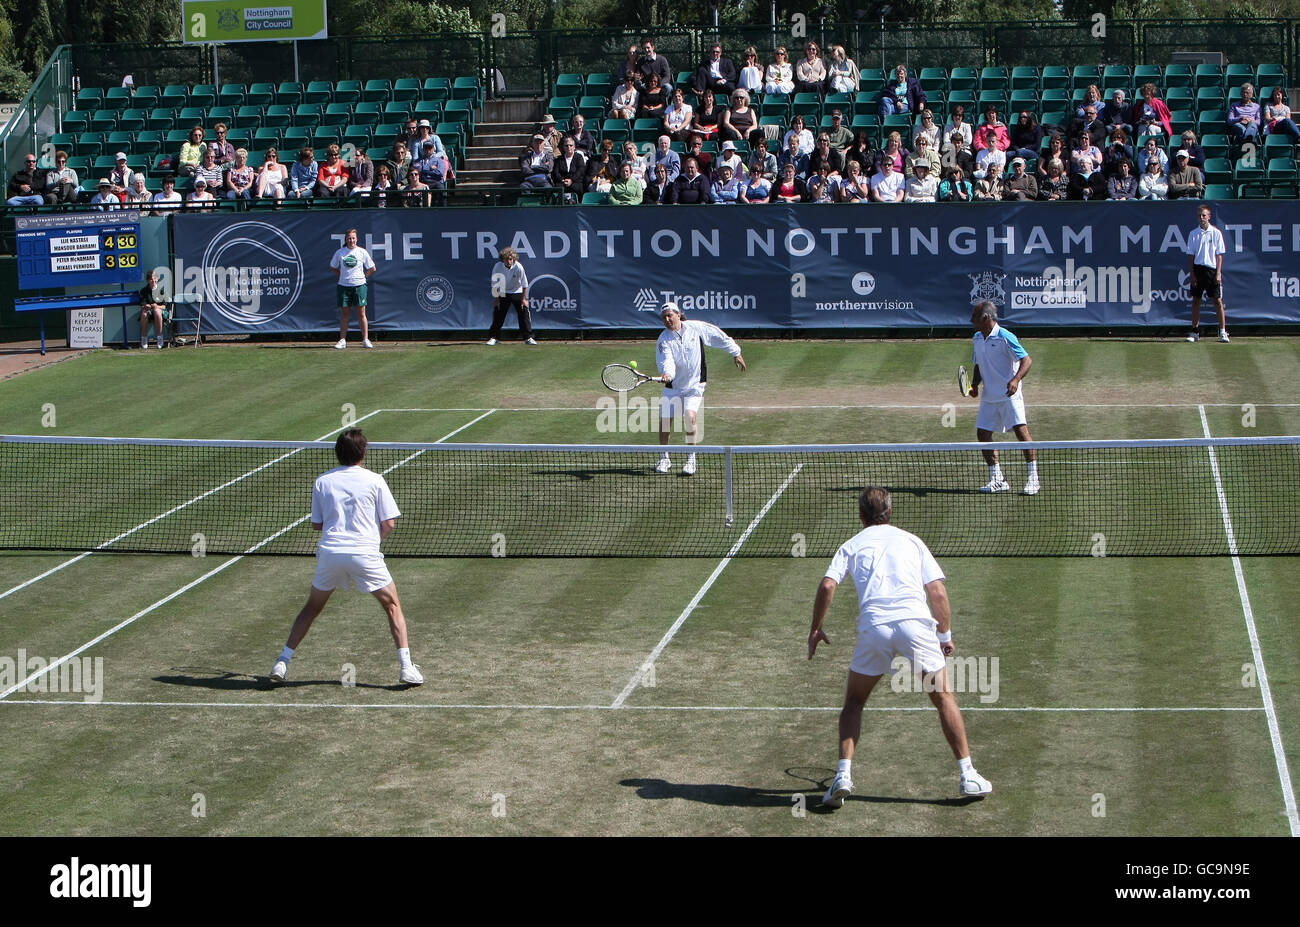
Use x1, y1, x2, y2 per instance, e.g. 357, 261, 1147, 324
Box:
0, 338, 1297, 835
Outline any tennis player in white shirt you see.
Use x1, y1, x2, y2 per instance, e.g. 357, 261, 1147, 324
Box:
808, 487, 992, 807
269, 429, 422, 686
330, 228, 377, 349
968, 300, 1039, 495
654, 302, 746, 475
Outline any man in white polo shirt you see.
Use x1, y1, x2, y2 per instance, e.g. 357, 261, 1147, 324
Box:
269, 428, 422, 687
808, 487, 992, 807
967, 300, 1039, 495
1185, 204, 1229, 343
654, 301, 746, 475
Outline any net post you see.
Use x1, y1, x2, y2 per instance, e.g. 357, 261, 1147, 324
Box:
724, 446, 734, 528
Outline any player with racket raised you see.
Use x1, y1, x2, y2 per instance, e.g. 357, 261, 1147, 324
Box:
268, 428, 423, 687
967, 300, 1039, 495
654, 302, 746, 475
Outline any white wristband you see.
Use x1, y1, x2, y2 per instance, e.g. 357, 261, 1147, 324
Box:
937, 631, 952, 644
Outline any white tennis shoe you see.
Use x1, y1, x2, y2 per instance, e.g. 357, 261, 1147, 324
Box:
269, 660, 288, 684
822, 773, 853, 808
486, 338, 498, 346
682, 454, 697, 475
1218, 329, 1230, 343
654, 455, 672, 474
1023, 477, 1040, 496
525, 337, 538, 345
399, 664, 424, 686
979, 479, 1010, 493
334, 339, 346, 350
960, 770, 993, 797
362, 339, 374, 349
1186, 331, 1200, 343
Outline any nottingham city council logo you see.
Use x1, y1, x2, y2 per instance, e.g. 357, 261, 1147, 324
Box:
416, 274, 455, 313
217, 8, 241, 30
968, 271, 1007, 307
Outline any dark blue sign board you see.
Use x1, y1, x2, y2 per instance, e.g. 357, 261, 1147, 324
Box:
15, 211, 144, 291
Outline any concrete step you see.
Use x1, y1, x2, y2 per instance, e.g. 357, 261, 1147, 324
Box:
477, 122, 541, 136
466, 145, 527, 159
457, 168, 517, 184
464, 157, 520, 171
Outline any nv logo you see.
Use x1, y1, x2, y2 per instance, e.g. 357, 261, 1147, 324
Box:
633, 288, 659, 312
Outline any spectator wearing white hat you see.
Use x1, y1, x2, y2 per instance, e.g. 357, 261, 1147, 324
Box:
90, 178, 119, 211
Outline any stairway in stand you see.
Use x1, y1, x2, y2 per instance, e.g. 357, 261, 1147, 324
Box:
456, 98, 544, 189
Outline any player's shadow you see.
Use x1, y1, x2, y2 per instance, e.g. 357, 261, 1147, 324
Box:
826, 485, 986, 498
154, 668, 409, 691
531, 468, 655, 481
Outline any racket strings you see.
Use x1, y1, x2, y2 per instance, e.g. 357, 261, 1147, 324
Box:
602, 365, 641, 390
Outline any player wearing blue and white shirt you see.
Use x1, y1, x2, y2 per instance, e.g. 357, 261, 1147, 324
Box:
1185, 204, 1229, 343
807, 487, 992, 807
654, 302, 746, 475
268, 429, 423, 687
968, 300, 1039, 495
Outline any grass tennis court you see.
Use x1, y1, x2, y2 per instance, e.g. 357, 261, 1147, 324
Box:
0, 338, 1297, 836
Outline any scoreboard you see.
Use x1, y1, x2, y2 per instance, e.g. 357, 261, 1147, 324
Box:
15, 211, 144, 290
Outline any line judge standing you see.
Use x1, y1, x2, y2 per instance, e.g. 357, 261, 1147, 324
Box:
330, 228, 377, 349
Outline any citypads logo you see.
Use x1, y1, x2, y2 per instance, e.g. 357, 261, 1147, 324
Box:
50, 857, 151, 907
0, 651, 102, 702
633, 288, 756, 312
851, 271, 877, 296
968, 271, 1007, 307
199, 220, 303, 324
529, 274, 578, 312
415, 274, 455, 313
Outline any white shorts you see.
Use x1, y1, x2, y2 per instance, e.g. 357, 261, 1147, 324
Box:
659, 388, 703, 420
312, 550, 394, 593
851, 619, 946, 677
976, 394, 1027, 433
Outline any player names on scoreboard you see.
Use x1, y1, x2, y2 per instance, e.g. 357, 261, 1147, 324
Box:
15, 211, 144, 291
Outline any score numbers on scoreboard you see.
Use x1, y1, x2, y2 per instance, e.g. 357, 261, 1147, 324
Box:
15, 211, 145, 290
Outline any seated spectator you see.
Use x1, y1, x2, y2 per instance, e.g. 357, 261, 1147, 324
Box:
1038, 158, 1070, 200
844, 130, 874, 176
384, 141, 411, 185
738, 47, 764, 94
316, 144, 350, 198
150, 174, 182, 214
1037, 134, 1067, 184
1102, 88, 1134, 136
44, 150, 78, 204
635, 38, 673, 94
637, 73, 668, 120
973, 161, 1005, 200
938, 165, 973, 202
773, 162, 807, 202
666, 156, 712, 203
1178, 130, 1206, 170
1134, 83, 1173, 139
586, 138, 618, 192
1228, 82, 1262, 143
740, 170, 772, 203
610, 159, 644, 205
795, 42, 827, 95
622, 140, 651, 182
209, 123, 235, 167
826, 45, 859, 96
194, 147, 224, 192
913, 109, 940, 151
185, 176, 215, 210
874, 130, 910, 174
764, 47, 795, 96
643, 162, 670, 203
974, 129, 1006, 179
837, 160, 870, 202
89, 177, 119, 209
1102, 127, 1134, 177
869, 157, 905, 202
348, 149, 374, 199
225, 148, 255, 201
1265, 86, 1300, 143
806, 161, 841, 202
777, 132, 810, 179
616, 44, 640, 90
747, 137, 776, 181
1067, 104, 1107, 150
1068, 134, 1105, 199
1136, 135, 1167, 176
138, 269, 168, 350
177, 126, 205, 176
566, 114, 597, 158
1138, 157, 1168, 200
6, 153, 45, 206
908, 133, 941, 174
257, 148, 288, 200
682, 136, 713, 177
402, 118, 420, 151
783, 114, 815, 156
904, 160, 938, 202
519, 134, 554, 188
654, 134, 681, 183
126, 173, 151, 206
1108, 158, 1138, 200
973, 104, 1010, 152
719, 88, 759, 144
539, 116, 562, 154
1167, 149, 1204, 199
663, 88, 695, 141
942, 105, 973, 154
108, 152, 135, 199
944, 131, 975, 180
289, 147, 317, 198
1008, 111, 1042, 161
693, 43, 737, 98
1002, 157, 1038, 200
879, 63, 925, 118
711, 163, 744, 203
809, 133, 845, 176
1075, 84, 1103, 119
403, 168, 432, 207
825, 108, 853, 150
372, 164, 397, 207
714, 140, 746, 180
691, 89, 724, 141
610, 79, 639, 121
551, 136, 587, 201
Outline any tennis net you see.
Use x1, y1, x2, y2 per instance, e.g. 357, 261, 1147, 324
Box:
2, 434, 1298, 558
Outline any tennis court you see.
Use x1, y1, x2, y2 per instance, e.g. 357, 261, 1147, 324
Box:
0, 339, 1297, 836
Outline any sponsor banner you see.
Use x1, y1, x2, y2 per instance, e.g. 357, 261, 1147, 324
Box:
181, 0, 328, 43
171, 203, 1300, 334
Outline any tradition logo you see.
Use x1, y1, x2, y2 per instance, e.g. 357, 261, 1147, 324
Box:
851, 271, 876, 296
529, 274, 578, 312
415, 274, 455, 313
199, 220, 303, 324
633, 288, 660, 312
968, 271, 1007, 307
217, 8, 240, 30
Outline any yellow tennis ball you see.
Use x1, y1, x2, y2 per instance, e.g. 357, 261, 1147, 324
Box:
629, 361, 638, 368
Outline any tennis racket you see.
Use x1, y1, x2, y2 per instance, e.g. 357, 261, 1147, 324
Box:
958, 365, 972, 397
601, 363, 664, 392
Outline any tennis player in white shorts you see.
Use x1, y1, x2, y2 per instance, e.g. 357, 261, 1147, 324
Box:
807, 487, 992, 807
268, 428, 423, 687
654, 302, 746, 476
968, 300, 1039, 495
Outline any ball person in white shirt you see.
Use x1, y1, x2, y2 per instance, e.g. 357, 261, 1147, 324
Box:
330, 228, 377, 349
269, 429, 422, 686
1185, 204, 1229, 343
487, 246, 535, 345
967, 300, 1039, 495
653, 302, 746, 475
808, 487, 992, 807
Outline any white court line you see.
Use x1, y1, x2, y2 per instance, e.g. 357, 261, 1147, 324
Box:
0, 700, 1264, 713
0, 409, 393, 603
611, 463, 805, 709
1199, 405, 1299, 837
357, 403, 1300, 412
0, 410, 496, 703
